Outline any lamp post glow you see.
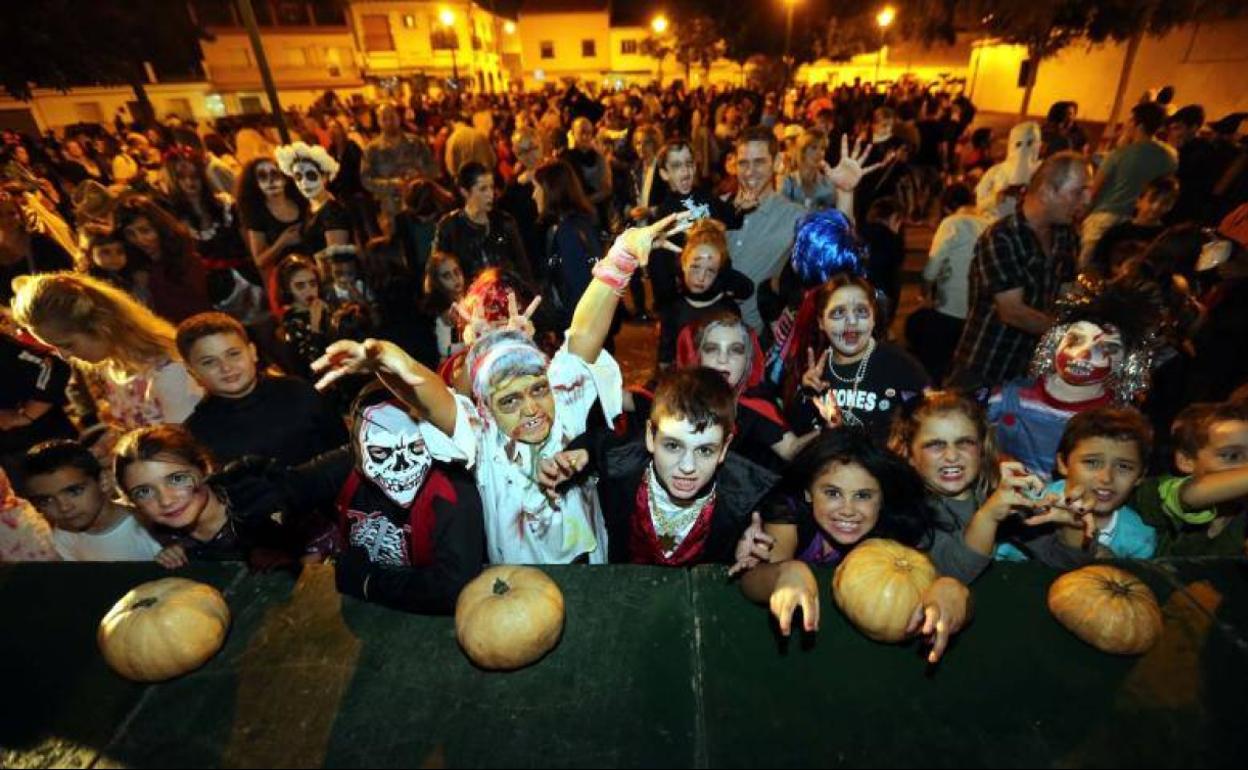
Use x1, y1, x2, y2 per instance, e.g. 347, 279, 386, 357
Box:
875, 5, 895, 86
651, 15, 669, 34
651, 15, 669, 86
504, 20, 516, 35
440, 8, 459, 88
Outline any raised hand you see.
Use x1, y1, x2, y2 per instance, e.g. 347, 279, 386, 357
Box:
505, 291, 543, 338
813, 391, 843, 430
801, 348, 831, 394
728, 511, 777, 577
311, 339, 425, 392
828, 134, 895, 192
624, 211, 694, 259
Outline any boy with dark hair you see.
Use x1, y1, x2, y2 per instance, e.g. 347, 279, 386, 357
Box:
1089, 176, 1179, 278
1130, 400, 1248, 555
999, 407, 1155, 559
177, 312, 347, 466
22, 439, 161, 561
540, 368, 778, 565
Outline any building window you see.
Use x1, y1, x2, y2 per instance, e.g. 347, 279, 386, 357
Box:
582, 39, 596, 58
540, 41, 554, 59
621, 39, 638, 55
74, 102, 104, 123
361, 14, 395, 52
274, 0, 310, 26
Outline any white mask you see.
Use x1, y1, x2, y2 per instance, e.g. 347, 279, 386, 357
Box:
292, 159, 326, 200
1005, 122, 1042, 186
357, 403, 432, 507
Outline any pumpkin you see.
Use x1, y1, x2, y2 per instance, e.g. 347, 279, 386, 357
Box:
98, 578, 231, 682
832, 539, 936, 643
455, 566, 564, 670
1048, 565, 1163, 655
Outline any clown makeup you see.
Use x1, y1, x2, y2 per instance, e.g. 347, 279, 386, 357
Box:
1055, 321, 1124, 387
288, 268, 320, 308
25, 466, 107, 533
661, 146, 697, 195
291, 159, 326, 201
256, 161, 286, 198
806, 460, 881, 546
646, 416, 730, 502
821, 285, 875, 362
490, 375, 555, 445
682, 243, 723, 294
698, 323, 751, 390
909, 411, 982, 500
358, 403, 433, 506
1057, 436, 1144, 517
122, 458, 211, 531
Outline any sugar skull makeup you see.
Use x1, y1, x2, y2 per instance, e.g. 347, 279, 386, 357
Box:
357, 403, 433, 506
292, 159, 326, 200
1054, 321, 1123, 387
256, 161, 286, 197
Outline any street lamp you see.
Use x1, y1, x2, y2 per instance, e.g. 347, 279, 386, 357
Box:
782, 0, 800, 61
651, 15, 669, 86
651, 15, 668, 34
440, 8, 459, 88
875, 5, 895, 86
504, 20, 516, 35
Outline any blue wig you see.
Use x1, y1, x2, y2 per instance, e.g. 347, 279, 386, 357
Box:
790, 209, 866, 287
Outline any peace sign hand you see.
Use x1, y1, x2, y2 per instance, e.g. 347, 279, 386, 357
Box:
802, 348, 831, 394
623, 211, 694, 261
504, 292, 542, 338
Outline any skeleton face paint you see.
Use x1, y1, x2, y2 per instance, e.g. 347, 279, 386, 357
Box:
292, 159, 326, 200
698, 323, 750, 390
357, 403, 433, 506
256, 161, 286, 198
821, 285, 875, 360
1054, 321, 1124, 387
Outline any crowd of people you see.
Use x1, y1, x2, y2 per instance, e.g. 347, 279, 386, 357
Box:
2, 77, 1246, 661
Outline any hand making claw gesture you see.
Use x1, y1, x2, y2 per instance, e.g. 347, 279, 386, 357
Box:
1022, 482, 1100, 548
827, 134, 896, 192
728, 511, 777, 577
310, 338, 425, 393
632, 211, 695, 258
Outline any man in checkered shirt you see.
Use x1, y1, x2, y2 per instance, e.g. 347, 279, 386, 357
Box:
949, 152, 1091, 389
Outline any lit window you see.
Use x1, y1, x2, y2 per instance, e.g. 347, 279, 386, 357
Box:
582, 39, 596, 58
540, 41, 554, 59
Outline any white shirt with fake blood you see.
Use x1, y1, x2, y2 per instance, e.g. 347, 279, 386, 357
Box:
463, 345, 622, 565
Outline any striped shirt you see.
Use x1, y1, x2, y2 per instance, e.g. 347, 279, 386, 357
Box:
951, 212, 1076, 387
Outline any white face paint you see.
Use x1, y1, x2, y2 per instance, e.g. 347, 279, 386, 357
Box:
256, 161, 286, 198
698, 323, 751, 390
292, 159, 326, 201
1053, 320, 1124, 388
357, 403, 432, 507
1006, 122, 1042, 186
821, 285, 875, 360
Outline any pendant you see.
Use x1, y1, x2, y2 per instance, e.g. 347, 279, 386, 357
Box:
657, 532, 678, 553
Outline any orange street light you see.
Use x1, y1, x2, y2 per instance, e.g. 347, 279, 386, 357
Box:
439, 8, 455, 27
876, 6, 896, 29
652, 15, 669, 35
504, 20, 516, 35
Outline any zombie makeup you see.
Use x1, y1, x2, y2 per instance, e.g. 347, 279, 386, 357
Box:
908, 411, 983, 500
646, 416, 729, 502
821, 285, 875, 362
1054, 321, 1124, 387
682, 243, 723, 294
357, 403, 433, 506
806, 460, 882, 546
435, 260, 465, 299
291, 159, 326, 201
697, 322, 751, 391
489, 375, 555, 445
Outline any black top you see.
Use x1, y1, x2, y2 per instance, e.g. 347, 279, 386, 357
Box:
0, 233, 75, 305
656, 267, 754, 366
183, 375, 348, 468
498, 178, 543, 281
329, 140, 367, 199
301, 199, 352, 257
0, 333, 76, 456
862, 221, 906, 313
650, 187, 746, 311
788, 342, 930, 444
433, 208, 530, 281
242, 201, 305, 266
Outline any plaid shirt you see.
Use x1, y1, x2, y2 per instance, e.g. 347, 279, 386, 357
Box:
951, 213, 1077, 387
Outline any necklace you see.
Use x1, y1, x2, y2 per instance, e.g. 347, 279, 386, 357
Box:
646, 467, 714, 554
826, 339, 876, 427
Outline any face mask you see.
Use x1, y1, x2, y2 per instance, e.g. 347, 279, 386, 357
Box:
357, 403, 433, 507
1005, 122, 1042, 186
292, 160, 325, 200
1054, 321, 1124, 387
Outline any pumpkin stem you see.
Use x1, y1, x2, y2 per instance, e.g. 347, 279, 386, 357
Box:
132, 597, 160, 610
492, 578, 510, 596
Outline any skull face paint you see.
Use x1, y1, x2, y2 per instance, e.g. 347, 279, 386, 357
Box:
821, 285, 875, 361
357, 403, 433, 506
1054, 321, 1124, 387
256, 161, 286, 198
292, 159, 326, 201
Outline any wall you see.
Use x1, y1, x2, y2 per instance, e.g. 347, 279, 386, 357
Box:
967, 18, 1248, 123
799, 33, 973, 87
1, 83, 216, 133
201, 27, 365, 92
516, 10, 610, 88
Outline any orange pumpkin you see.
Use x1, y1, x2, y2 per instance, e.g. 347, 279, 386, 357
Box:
832, 539, 936, 643
1048, 565, 1163, 655
455, 566, 564, 670
98, 578, 231, 682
